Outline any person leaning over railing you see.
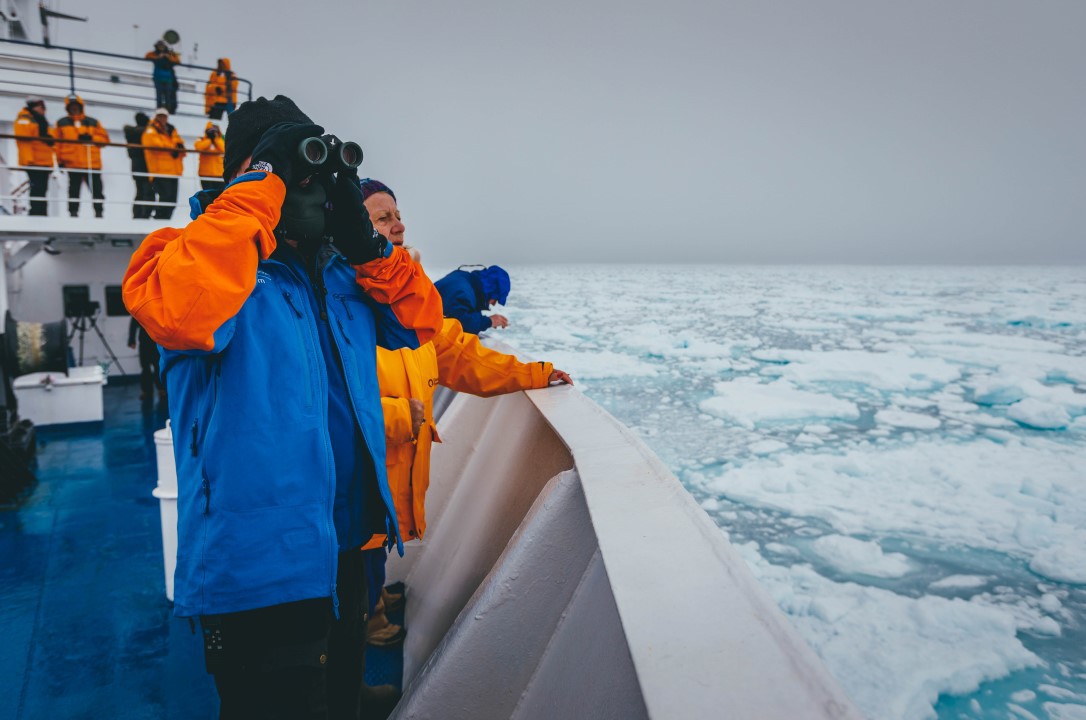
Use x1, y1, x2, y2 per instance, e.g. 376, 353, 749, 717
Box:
193, 122, 225, 191
123, 112, 154, 219
146, 41, 181, 114
55, 95, 109, 219
205, 58, 238, 119
13, 96, 55, 216
434, 264, 512, 333
142, 108, 186, 220
356, 179, 573, 649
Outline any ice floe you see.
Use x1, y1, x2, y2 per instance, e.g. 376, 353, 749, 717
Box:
699, 379, 860, 429
809, 535, 914, 578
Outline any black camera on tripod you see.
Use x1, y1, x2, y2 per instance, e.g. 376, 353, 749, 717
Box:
66, 300, 100, 319
296, 135, 363, 177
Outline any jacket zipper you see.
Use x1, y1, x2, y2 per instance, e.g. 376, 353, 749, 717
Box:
282, 291, 315, 408
302, 273, 340, 617
327, 289, 400, 555
277, 260, 339, 616
336, 294, 354, 320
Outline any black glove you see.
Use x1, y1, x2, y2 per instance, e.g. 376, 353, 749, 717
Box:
78, 133, 92, 143
248, 122, 324, 187
329, 170, 388, 265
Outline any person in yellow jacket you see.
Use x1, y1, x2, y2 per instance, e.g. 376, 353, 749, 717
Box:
357, 178, 573, 646
204, 57, 238, 119
13, 97, 55, 216
141, 108, 186, 219
193, 122, 224, 190
54, 95, 109, 218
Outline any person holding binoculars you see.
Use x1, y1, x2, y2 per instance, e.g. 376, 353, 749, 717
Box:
54, 95, 109, 218
123, 94, 442, 720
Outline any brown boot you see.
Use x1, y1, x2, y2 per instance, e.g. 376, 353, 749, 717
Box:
366, 605, 406, 647
381, 586, 404, 615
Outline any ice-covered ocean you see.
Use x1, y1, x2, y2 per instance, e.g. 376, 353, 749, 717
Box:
489, 265, 1086, 720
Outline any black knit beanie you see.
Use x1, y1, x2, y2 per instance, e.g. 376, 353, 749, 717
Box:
223, 95, 313, 181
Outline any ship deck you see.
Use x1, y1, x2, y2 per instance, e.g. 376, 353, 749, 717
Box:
0, 383, 403, 719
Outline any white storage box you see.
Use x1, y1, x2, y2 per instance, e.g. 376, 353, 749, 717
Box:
12, 365, 106, 425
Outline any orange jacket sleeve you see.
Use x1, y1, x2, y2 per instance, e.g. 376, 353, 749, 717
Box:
121, 173, 284, 351
434, 318, 552, 396
382, 397, 416, 446
355, 246, 443, 346
92, 124, 110, 145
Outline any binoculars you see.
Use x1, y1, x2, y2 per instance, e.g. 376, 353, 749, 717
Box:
296, 134, 363, 176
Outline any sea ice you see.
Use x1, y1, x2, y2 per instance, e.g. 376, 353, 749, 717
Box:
749, 439, 788, 455
809, 535, 913, 578
1008, 399, 1072, 430
538, 350, 657, 379
1045, 703, 1086, 720
497, 264, 1086, 718
753, 349, 961, 391
699, 379, 860, 430
875, 409, 942, 430
1029, 544, 1086, 585
929, 575, 990, 591
739, 544, 1041, 720
706, 438, 1085, 563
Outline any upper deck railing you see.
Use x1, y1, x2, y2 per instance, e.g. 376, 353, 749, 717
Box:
0, 37, 253, 117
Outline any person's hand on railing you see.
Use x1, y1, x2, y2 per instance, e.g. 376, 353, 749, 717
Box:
78, 133, 92, 143
171, 141, 185, 158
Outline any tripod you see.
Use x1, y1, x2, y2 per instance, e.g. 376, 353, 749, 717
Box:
67, 309, 127, 376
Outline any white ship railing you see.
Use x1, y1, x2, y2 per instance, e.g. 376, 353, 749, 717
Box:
0, 137, 222, 218
390, 372, 862, 719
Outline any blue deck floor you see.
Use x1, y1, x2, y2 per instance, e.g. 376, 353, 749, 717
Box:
0, 383, 403, 720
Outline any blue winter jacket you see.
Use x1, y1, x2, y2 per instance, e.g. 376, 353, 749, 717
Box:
434, 266, 510, 335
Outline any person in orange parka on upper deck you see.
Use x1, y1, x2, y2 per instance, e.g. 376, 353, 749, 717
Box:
54, 95, 109, 218
205, 57, 238, 118
356, 178, 573, 646
13, 96, 55, 216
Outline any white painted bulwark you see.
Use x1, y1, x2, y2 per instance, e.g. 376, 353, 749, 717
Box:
390, 374, 862, 719
152, 421, 178, 602
11, 365, 105, 425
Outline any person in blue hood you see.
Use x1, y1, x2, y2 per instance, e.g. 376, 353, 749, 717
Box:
433, 265, 511, 334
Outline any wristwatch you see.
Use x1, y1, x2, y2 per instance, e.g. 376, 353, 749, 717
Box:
247, 160, 273, 174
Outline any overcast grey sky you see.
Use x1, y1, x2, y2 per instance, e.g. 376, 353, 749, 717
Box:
63, 0, 1085, 265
